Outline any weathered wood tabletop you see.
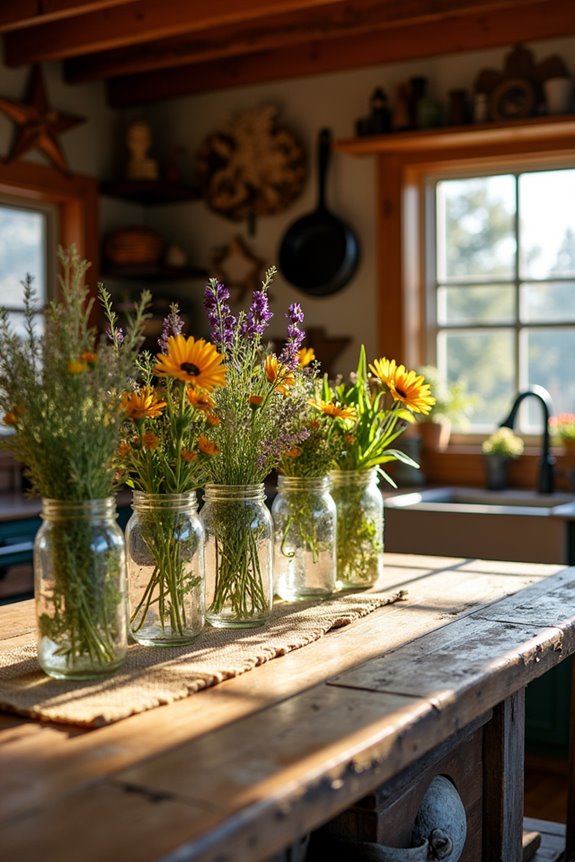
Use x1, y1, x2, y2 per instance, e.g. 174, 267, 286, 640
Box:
1, 553, 574, 862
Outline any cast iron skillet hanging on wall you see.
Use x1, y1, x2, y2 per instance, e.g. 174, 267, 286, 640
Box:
278, 127, 360, 296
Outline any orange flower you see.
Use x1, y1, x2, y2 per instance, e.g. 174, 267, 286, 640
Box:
197, 436, 220, 456
181, 448, 198, 462
67, 358, 87, 374
264, 355, 295, 395
142, 432, 160, 449
283, 447, 302, 458
117, 440, 132, 457
297, 346, 315, 367
206, 414, 221, 426
154, 335, 226, 390
187, 388, 215, 412
121, 387, 167, 420
2, 406, 23, 426
248, 394, 263, 407
309, 398, 357, 421
80, 351, 97, 365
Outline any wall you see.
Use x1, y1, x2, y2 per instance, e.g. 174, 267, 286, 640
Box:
1, 36, 574, 374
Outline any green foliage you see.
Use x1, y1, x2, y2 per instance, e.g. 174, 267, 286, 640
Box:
0, 245, 150, 500
482, 427, 524, 458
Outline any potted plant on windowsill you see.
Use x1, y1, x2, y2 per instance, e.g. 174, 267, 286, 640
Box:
549, 413, 575, 455
415, 365, 476, 451
481, 427, 524, 491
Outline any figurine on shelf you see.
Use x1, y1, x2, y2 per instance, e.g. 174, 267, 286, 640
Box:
368, 87, 391, 134
126, 120, 159, 181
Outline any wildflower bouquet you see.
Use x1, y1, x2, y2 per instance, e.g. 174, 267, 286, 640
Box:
325, 346, 435, 588
200, 267, 310, 626
118, 305, 227, 644
0, 246, 149, 677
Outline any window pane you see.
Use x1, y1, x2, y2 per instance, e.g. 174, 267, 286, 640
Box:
5, 311, 45, 340
0, 204, 47, 307
520, 281, 575, 323
436, 175, 516, 282
520, 169, 575, 280
524, 328, 575, 418
438, 329, 514, 427
437, 283, 514, 325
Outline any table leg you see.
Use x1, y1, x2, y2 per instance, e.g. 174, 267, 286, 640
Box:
483, 690, 525, 862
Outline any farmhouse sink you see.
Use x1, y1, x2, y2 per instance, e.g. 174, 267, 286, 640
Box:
385, 487, 575, 513
384, 486, 575, 563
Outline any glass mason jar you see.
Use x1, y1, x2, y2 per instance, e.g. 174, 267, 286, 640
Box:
272, 475, 336, 601
330, 468, 384, 590
125, 492, 205, 646
34, 498, 128, 679
201, 484, 273, 628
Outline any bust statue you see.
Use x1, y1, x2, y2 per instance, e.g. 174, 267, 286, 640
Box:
126, 120, 159, 181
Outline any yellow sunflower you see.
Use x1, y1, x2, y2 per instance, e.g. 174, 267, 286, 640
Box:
369, 358, 435, 415
309, 398, 357, 421
154, 335, 226, 391
121, 387, 167, 420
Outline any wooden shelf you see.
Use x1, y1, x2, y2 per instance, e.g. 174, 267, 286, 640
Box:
334, 113, 575, 155
100, 179, 201, 204
102, 264, 208, 282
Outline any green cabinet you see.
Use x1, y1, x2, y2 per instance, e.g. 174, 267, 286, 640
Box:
525, 658, 572, 758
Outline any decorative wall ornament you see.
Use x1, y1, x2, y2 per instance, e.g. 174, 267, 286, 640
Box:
0, 66, 85, 175
196, 105, 306, 233
211, 235, 267, 302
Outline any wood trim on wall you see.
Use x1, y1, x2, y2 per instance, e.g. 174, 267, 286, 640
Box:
0, 160, 100, 285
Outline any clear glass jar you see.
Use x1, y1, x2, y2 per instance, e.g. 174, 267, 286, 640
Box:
125, 492, 205, 646
201, 484, 273, 628
272, 475, 336, 601
330, 468, 384, 590
34, 498, 128, 679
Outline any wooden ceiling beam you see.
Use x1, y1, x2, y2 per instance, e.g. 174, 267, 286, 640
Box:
105, 0, 574, 106
64, 0, 533, 84
0, 0, 136, 33
2, 0, 345, 65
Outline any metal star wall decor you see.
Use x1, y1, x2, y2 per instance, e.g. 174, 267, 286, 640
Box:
0, 65, 85, 175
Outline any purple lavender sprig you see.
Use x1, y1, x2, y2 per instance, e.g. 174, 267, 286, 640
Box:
240, 288, 273, 340
158, 303, 184, 353
204, 279, 237, 351
279, 302, 305, 369
106, 324, 124, 346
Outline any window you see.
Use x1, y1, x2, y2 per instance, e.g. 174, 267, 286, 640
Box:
427, 165, 575, 433
0, 196, 58, 335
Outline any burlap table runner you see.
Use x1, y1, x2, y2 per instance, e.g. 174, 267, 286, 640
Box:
0, 589, 406, 727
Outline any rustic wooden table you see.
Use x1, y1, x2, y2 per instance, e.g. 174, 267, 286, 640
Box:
1, 553, 574, 862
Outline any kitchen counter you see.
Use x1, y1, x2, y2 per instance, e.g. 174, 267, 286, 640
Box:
1, 553, 575, 861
